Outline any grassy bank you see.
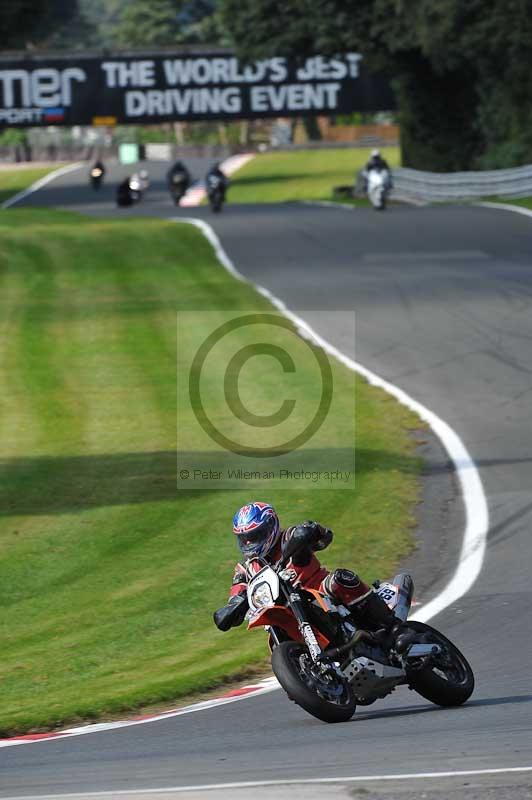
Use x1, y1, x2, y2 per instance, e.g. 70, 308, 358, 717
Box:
228, 147, 400, 204
0, 165, 67, 205
0, 208, 421, 735
485, 196, 532, 211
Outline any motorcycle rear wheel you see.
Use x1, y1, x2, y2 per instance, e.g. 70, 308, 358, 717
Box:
271, 641, 356, 723
406, 622, 474, 706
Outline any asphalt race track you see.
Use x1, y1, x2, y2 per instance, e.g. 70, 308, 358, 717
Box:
2, 162, 532, 799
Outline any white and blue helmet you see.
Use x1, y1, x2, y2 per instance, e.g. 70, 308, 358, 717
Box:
232, 502, 280, 558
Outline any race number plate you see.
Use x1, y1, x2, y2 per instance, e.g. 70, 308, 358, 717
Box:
377, 582, 399, 609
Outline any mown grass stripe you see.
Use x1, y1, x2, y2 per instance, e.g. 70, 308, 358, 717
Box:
0, 208, 421, 735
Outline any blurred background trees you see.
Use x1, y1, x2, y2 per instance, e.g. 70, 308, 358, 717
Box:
0, 0, 86, 50
220, 0, 532, 170
2, 0, 532, 170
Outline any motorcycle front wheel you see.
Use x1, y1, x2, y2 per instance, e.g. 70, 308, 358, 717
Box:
209, 191, 223, 212
271, 641, 356, 723
406, 621, 474, 706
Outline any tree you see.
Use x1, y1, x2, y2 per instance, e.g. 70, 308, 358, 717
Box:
110, 0, 226, 49
220, 0, 532, 170
412, 0, 532, 167
0, 0, 55, 49
112, 0, 180, 48
0, 0, 92, 51
176, 1, 230, 45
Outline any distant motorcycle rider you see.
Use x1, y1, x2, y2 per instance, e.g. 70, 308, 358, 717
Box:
90, 159, 105, 190
214, 502, 403, 640
166, 159, 191, 191
205, 162, 228, 198
91, 159, 105, 177
365, 148, 389, 173
362, 149, 392, 190
116, 176, 134, 206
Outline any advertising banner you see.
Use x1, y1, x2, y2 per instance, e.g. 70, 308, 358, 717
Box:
0, 51, 395, 127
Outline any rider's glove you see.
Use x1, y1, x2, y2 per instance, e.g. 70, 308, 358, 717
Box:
283, 522, 333, 563
301, 521, 333, 551
213, 592, 249, 632
283, 523, 314, 556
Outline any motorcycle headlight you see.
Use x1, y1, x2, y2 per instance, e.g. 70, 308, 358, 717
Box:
250, 581, 274, 609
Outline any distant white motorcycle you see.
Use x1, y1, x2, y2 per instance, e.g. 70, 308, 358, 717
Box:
366, 167, 391, 211
130, 170, 150, 194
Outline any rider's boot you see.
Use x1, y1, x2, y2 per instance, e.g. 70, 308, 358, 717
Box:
322, 570, 416, 653
350, 587, 416, 653
365, 592, 417, 653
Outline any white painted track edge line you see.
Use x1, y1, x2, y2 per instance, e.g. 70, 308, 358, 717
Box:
477, 200, 532, 219
4, 766, 532, 799
0, 679, 280, 748
179, 217, 488, 628
1, 162, 85, 209
0, 198, 489, 749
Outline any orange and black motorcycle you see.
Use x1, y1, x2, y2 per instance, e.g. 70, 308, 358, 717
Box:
220, 537, 474, 723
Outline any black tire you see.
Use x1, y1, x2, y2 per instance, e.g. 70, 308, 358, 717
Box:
271, 641, 356, 723
406, 622, 474, 707
210, 191, 223, 212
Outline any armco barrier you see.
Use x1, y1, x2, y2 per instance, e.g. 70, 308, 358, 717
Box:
390, 164, 532, 203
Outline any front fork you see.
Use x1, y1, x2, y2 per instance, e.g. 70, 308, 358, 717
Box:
285, 588, 323, 663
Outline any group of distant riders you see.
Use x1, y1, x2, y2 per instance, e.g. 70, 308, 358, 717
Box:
89, 158, 229, 212
89, 147, 392, 212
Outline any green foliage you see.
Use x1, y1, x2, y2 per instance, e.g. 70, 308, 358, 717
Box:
176, 0, 230, 45
221, 0, 532, 170
113, 0, 180, 47
78, 0, 225, 49
0, 0, 48, 49
0, 0, 94, 51
0, 130, 27, 147
0, 0, 81, 49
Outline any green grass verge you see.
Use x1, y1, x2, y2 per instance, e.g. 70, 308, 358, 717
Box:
228, 147, 400, 204
484, 196, 532, 210
0, 165, 68, 205
0, 208, 422, 735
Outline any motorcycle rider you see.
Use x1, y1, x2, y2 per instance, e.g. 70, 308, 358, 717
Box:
138, 168, 150, 191
366, 148, 389, 173
214, 502, 406, 646
205, 162, 228, 199
167, 159, 191, 191
91, 159, 105, 177
116, 176, 134, 206
362, 149, 392, 191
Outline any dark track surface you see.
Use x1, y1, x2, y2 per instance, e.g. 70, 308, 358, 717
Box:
2, 163, 532, 797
